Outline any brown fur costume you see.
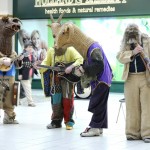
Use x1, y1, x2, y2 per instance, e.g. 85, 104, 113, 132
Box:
0, 16, 22, 124
117, 23, 150, 141
54, 22, 95, 59
121, 23, 142, 49
47, 14, 104, 84
47, 13, 66, 56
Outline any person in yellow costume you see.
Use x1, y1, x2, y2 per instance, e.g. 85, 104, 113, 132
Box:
39, 46, 83, 130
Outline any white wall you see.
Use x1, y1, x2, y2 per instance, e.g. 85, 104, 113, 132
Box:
0, 0, 14, 49
0, 0, 13, 15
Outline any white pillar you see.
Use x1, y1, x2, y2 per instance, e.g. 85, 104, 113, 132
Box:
0, 0, 14, 50
0, 0, 13, 16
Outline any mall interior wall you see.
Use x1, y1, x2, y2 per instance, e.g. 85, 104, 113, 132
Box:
2, 0, 150, 93
0, 0, 12, 16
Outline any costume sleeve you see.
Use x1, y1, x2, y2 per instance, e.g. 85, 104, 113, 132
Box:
11, 51, 23, 69
67, 47, 84, 66
42, 49, 47, 58
39, 48, 53, 74
83, 48, 104, 77
116, 47, 134, 64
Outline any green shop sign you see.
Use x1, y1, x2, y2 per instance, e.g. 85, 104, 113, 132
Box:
13, 0, 150, 19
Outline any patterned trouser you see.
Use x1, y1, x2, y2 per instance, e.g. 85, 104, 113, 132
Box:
50, 74, 74, 125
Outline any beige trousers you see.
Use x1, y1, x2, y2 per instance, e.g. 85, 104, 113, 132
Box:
0, 76, 16, 118
21, 79, 34, 104
125, 72, 150, 139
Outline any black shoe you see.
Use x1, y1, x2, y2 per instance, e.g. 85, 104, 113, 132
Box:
127, 137, 135, 140
127, 136, 141, 140
46, 123, 62, 129
143, 138, 150, 143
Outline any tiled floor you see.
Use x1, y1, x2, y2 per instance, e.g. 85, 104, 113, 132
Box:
0, 90, 150, 150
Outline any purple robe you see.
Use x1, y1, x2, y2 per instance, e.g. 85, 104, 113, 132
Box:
86, 42, 113, 128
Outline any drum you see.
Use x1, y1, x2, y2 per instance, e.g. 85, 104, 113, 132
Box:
74, 83, 91, 99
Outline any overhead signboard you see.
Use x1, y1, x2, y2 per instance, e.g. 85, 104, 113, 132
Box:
13, 0, 150, 19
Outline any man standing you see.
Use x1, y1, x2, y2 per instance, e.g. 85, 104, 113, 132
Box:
117, 23, 150, 143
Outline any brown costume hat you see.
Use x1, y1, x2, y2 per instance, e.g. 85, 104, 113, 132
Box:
0, 16, 21, 56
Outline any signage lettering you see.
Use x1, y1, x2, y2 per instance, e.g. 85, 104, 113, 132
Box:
14, 0, 150, 19
35, 0, 126, 7
36, 0, 126, 14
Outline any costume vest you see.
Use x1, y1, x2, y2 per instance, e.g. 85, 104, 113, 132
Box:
87, 42, 113, 89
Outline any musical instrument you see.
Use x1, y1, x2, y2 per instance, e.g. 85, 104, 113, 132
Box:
139, 51, 150, 72
22, 61, 81, 83
12, 81, 20, 106
130, 42, 150, 71
74, 82, 91, 99
0, 52, 29, 72
38, 62, 81, 83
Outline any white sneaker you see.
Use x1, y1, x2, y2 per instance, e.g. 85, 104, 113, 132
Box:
3, 113, 19, 124
80, 127, 103, 137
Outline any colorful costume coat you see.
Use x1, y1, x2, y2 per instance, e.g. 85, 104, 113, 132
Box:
40, 47, 83, 127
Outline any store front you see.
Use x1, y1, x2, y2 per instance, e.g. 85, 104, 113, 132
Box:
13, 0, 150, 92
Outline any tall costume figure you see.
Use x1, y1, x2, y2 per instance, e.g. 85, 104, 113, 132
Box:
49, 13, 113, 136
117, 23, 150, 143
0, 16, 22, 124
40, 47, 83, 130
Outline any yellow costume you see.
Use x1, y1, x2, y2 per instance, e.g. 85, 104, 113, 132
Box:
40, 46, 83, 129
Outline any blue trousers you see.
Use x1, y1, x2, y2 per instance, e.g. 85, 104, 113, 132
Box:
88, 83, 110, 128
